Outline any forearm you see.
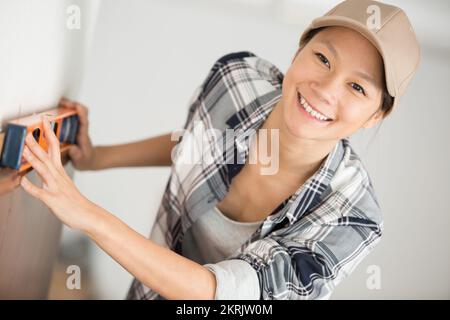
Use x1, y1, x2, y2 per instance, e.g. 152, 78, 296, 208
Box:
92, 132, 178, 170
84, 203, 216, 300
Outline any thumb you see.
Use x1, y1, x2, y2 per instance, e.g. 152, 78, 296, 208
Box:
68, 145, 82, 160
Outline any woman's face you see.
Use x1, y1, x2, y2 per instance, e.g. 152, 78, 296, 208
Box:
280, 26, 385, 141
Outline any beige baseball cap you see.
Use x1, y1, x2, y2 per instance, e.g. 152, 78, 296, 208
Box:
299, 0, 421, 110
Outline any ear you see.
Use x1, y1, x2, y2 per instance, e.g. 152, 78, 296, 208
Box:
362, 108, 384, 129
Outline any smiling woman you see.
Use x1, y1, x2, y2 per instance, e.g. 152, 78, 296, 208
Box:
19, 0, 421, 300
297, 26, 395, 120
280, 25, 388, 142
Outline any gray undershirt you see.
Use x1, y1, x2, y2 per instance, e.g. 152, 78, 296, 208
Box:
182, 205, 263, 299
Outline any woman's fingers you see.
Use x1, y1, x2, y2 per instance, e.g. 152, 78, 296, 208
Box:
59, 98, 88, 123
0, 170, 22, 196
25, 132, 52, 164
75, 103, 89, 126
20, 176, 44, 200
59, 97, 76, 108
22, 145, 55, 186
24, 116, 62, 174
68, 145, 82, 161
58, 98, 90, 146
74, 104, 89, 145
42, 115, 62, 165
59, 98, 88, 126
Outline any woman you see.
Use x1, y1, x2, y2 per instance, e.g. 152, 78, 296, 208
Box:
19, 0, 420, 299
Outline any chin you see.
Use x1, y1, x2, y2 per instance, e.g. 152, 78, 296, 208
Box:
282, 110, 314, 139
281, 98, 318, 139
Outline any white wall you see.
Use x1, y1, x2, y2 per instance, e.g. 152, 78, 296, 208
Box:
0, 0, 101, 298
0, 0, 101, 121
72, 0, 450, 299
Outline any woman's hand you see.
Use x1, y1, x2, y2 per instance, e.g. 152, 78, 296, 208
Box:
19, 115, 217, 299
0, 169, 22, 196
59, 98, 98, 171
20, 114, 98, 231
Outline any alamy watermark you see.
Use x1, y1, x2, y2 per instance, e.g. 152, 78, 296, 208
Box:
366, 264, 382, 290
170, 121, 280, 175
366, 5, 381, 31
66, 264, 81, 290
66, 5, 81, 30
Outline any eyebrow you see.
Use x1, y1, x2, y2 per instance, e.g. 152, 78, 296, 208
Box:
318, 40, 379, 89
354, 70, 379, 88
318, 40, 339, 60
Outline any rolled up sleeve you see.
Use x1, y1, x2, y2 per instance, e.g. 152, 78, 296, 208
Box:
204, 259, 260, 300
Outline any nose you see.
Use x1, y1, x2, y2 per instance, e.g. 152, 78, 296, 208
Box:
310, 77, 338, 107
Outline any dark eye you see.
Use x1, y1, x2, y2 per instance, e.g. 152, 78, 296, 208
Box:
315, 52, 330, 68
351, 83, 366, 95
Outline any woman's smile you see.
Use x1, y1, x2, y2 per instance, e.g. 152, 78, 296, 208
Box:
295, 91, 334, 124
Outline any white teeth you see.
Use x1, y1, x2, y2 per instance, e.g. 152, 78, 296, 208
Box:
298, 93, 330, 121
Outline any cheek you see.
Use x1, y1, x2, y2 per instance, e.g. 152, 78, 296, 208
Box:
331, 101, 378, 139
286, 60, 314, 85
337, 101, 373, 125
338, 104, 362, 123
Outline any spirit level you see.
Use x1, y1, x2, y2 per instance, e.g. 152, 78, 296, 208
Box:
0, 107, 79, 172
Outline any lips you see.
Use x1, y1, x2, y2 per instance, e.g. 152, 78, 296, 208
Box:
296, 92, 333, 122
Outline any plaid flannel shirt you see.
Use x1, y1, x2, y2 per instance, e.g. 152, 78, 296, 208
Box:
126, 51, 383, 300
